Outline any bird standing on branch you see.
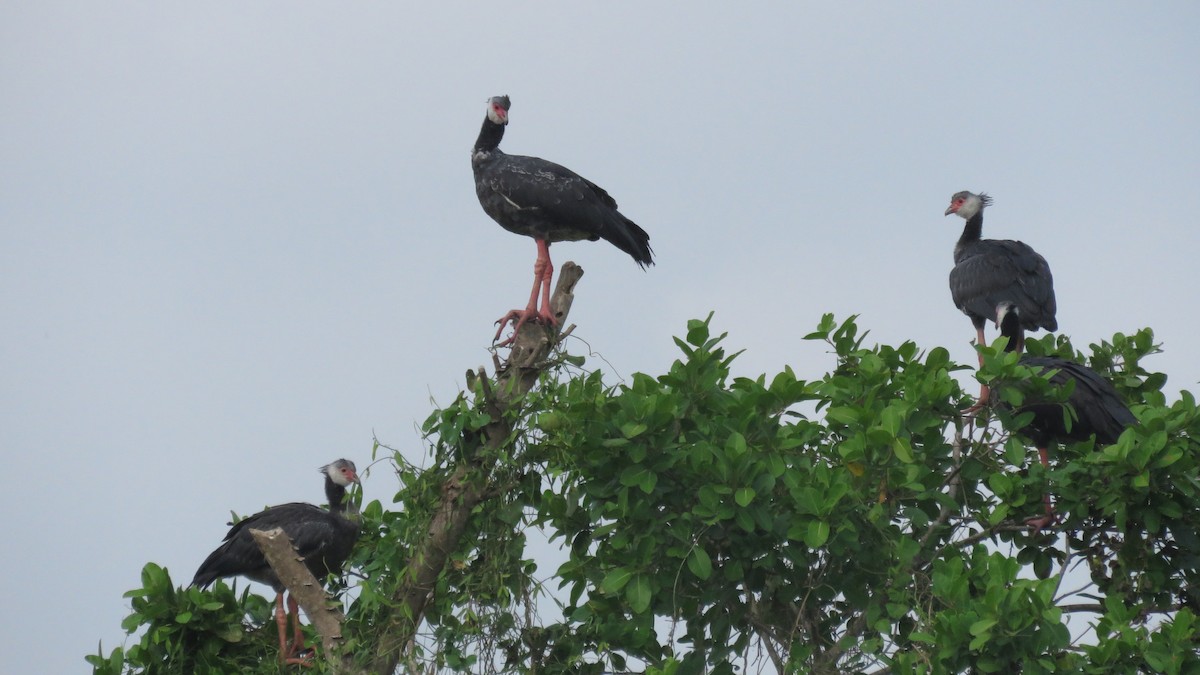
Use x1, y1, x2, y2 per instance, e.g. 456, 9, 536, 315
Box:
993, 303, 1135, 532
946, 190, 1056, 406
191, 459, 360, 665
472, 95, 653, 345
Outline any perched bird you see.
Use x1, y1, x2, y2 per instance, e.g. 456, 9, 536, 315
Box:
472, 95, 654, 345
192, 459, 360, 664
993, 303, 1136, 531
946, 191, 1056, 406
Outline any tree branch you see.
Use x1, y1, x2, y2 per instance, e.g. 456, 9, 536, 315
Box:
365, 262, 585, 675
249, 527, 348, 669
1060, 603, 1105, 614
919, 425, 966, 551
745, 593, 786, 673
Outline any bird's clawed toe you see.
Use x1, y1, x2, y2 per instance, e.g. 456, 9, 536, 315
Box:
1024, 513, 1058, 534
493, 307, 557, 346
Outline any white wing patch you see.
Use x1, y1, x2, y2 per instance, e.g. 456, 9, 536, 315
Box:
500, 192, 523, 209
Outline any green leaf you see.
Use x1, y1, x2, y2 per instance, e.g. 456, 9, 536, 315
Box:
969, 618, 997, 636
621, 422, 648, 439
726, 431, 747, 456
626, 574, 652, 613
638, 470, 658, 494
879, 405, 903, 436
734, 487, 755, 507
908, 631, 936, 644
600, 567, 633, 595
805, 520, 830, 548
620, 465, 650, 487
1004, 436, 1026, 465
687, 548, 713, 580
826, 406, 859, 426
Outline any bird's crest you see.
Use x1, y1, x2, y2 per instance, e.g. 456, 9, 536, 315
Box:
321, 459, 359, 486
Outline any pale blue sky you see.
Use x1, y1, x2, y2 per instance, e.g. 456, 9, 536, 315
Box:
2, 3, 1198, 672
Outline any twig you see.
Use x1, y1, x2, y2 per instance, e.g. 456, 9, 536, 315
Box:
1059, 603, 1105, 614
916, 425, 967, 559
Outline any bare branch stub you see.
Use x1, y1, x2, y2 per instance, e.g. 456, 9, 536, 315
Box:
502, 261, 584, 376
250, 527, 348, 667
367, 262, 585, 674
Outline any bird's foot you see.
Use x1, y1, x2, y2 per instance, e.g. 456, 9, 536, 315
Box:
960, 385, 992, 417
282, 642, 316, 667
1024, 513, 1058, 534
493, 308, 534, 346
537, 306, 559, 327
959, 401, 985, 417
493, 307, 558, 346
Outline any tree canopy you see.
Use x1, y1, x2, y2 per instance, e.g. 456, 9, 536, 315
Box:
91, 303, 1200, 674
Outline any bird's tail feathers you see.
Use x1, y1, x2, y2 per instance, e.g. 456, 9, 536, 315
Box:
602, 214, 654, 268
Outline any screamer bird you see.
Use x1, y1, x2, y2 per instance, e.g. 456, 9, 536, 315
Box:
191, 459, 360, 664
472, 95, 653, 345
992, 303, 1135, 532
946, 191, 1056, 406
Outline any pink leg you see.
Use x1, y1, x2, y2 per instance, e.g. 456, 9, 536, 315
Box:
494, 240, 558, 345
273, 594, 290, 662
974, 324, 989, 403
281, 594, 316, 665
537, 247, 556, 324
961, 326, 991, 415
284, 594, 308, 658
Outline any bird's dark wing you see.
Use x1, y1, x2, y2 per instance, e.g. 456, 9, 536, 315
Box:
285, 512, 348, 559
1041, 357, 1132, 441
950, 240, 1057, 331
191, 502, 329, 589
220, 502, 326, 541
478, 154, 653, 265
1030, 357, 1137, 444
484, 154, 618, 212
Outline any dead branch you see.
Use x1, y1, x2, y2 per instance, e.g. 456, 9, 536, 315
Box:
364, 262, 584, 675
249, 527, 348, 670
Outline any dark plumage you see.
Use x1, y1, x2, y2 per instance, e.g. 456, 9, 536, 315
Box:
946, 191, 1056, 357
472, 95, 653, 343
994, 304, 1136, 530
192, 459, 360, 663
995, 303, 1135, 450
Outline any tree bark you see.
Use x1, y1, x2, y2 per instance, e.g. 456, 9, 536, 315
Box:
364, 262, 584, 675
249, 527, 348, 671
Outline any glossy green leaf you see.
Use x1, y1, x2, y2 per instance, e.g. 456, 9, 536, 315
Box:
626, 575, 652, 613
805, 520, 830, 548
687, 547, 713, 580
734, 487, 755, 507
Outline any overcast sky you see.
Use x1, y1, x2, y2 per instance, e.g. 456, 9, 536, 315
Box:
3, 3, 1198, 673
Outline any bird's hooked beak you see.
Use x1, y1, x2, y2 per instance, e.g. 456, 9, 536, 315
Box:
944, 204, 957, 216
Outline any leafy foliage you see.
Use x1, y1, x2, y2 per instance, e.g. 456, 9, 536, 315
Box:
94, 315, 1200, 673
88, 563, 282, 675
